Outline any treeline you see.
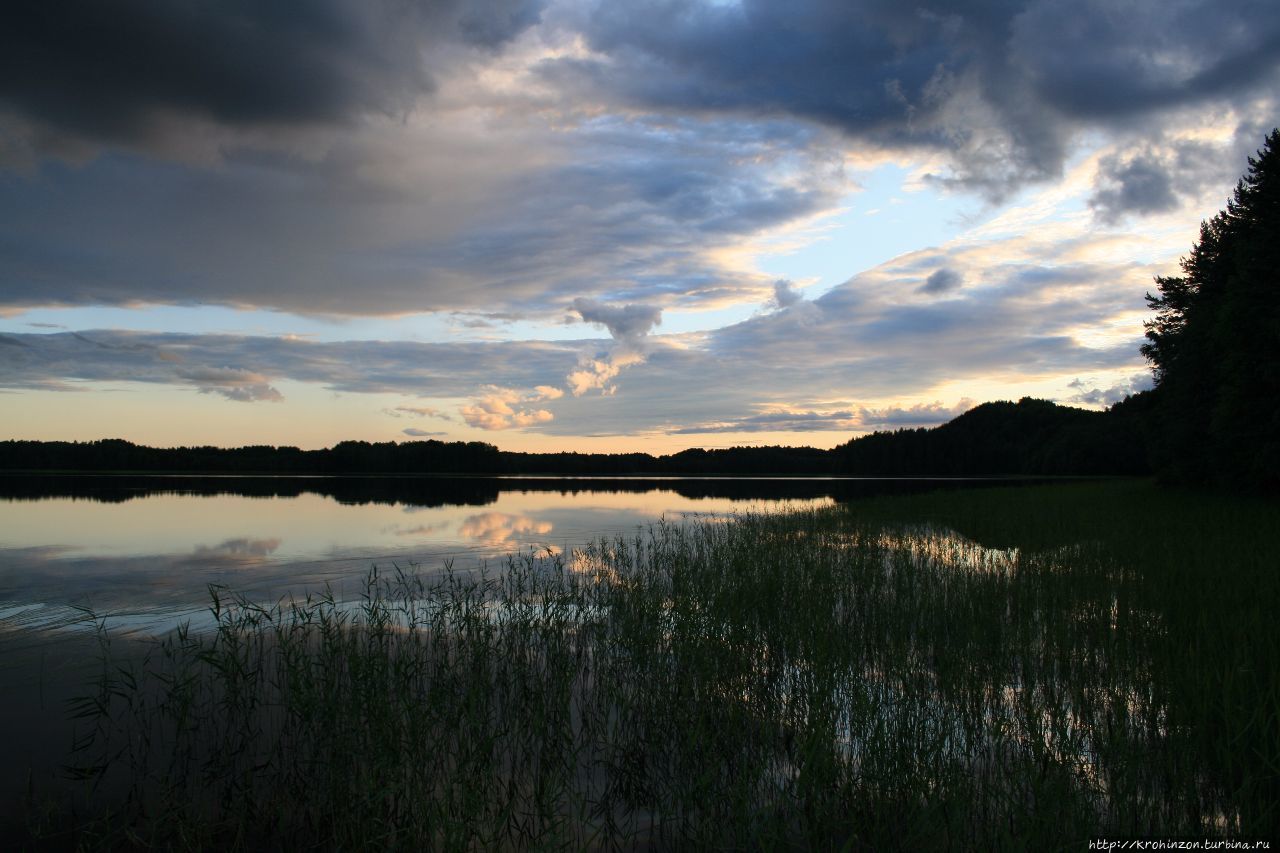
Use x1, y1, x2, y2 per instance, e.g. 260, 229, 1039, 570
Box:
0, 396, 1149, 477
0, 437, 832, 476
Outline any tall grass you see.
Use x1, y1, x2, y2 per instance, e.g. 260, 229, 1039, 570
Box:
49, 481, 1279, 849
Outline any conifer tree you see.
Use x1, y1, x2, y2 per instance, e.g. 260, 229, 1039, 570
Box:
1142, 129, 1280, 489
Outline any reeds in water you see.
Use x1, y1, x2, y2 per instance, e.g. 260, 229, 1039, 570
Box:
52, 481, 1280, 849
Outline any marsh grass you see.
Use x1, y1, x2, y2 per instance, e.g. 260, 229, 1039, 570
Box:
42, 481, 1280, 849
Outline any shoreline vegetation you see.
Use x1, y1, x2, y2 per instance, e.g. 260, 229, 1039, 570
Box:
1, 396, 1152, 479
16, 480, 1277, 848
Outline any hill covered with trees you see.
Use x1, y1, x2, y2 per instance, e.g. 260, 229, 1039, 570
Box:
833, 396, 1150, 476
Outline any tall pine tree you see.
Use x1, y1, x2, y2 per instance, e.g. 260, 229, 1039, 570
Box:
1142, 129, 1280, 489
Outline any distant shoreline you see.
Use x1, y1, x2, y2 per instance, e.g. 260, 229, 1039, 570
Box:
0, 469, 1085, 481
0, 397, 1153, 478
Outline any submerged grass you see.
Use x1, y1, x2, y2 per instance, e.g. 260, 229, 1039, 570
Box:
37, 480, 1280, 849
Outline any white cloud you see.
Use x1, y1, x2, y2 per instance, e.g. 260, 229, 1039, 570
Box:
459, 385, 559, 431
566, 350, 645, 397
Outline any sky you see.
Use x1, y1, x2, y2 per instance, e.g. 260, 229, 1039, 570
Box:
1, 0, 1278, 453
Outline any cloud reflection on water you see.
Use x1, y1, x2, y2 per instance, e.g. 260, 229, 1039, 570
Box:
0, 478, 836, 637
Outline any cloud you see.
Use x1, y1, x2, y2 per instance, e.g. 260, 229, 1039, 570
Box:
554, 0, 1280, 198
1088, 133, 1261, 223
0, 108, 843, 317
770, 279, 803, 309
572, 298, 663, 342
525, 209, 1160, 437
175, 366, 283, 403
0, 0, 544, 151
1091, 151, 1181, 221
918, 268, 963, 295
459, 385, 558, 431
0, 330, 293, 400
0, 191, 1157, 437
859, 399, 977, 429
565, 350, 645, 397
1, 0, 1277, 332
387, 405, 453, 420
672, 400, 976, 434
0, 330, 577, 402
672, 409, 857, 434
567, 298, 663, 396
0, 177, 1178, 445
1065, 373, 1154, 407
402, 427, 449, 437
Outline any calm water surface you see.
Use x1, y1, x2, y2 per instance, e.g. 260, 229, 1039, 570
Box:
0, 475, 856, 636
0, 473, 994, 806
0, 474, 1012, 639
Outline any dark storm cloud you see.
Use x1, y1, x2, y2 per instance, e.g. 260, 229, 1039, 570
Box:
1009, 0, 1280, 119
0, 0, 543, 145
556, 0, 1280, 195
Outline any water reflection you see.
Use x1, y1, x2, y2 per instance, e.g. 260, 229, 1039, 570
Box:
0, 473, 1005, 506
871, 524, 1021, 574
0, 475, 870, 638
458, 512, 555, 546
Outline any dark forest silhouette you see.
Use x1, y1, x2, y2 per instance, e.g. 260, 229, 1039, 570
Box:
1141, 129, 1280, 490
0, 396, 1146, 477
4, 132, 1276, 488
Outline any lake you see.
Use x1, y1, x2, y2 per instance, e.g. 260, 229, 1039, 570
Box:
0, 473, 990, 808
3, 476, 1275, 843
0, 474, 1000, 636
